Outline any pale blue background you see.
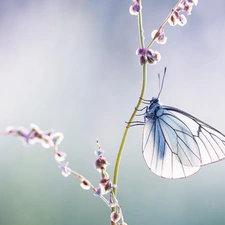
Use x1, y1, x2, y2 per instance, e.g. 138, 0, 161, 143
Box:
0, 0, 225, 225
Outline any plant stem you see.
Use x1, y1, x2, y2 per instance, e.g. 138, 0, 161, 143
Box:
138, 1, 145, 49
112, 65, 146, 197
112, 1, 146, 198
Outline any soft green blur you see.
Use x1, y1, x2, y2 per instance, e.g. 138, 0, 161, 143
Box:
0, 1, 225, 225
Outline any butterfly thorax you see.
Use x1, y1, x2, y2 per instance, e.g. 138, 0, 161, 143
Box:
144, 97, 164, 120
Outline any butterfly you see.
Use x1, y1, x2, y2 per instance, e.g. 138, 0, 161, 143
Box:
142, 69, 225, 179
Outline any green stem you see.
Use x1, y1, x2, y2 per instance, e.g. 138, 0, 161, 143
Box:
138, 2, 145, 49
112, 65, 146, 197
112, 1, 146, 199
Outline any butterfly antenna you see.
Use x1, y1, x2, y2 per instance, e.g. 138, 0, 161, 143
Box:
157, 67, 167, 99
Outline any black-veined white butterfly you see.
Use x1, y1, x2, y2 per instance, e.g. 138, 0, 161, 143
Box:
142, 70, 225, 179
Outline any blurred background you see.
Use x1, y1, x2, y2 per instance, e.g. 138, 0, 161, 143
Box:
0, 0, 225, 224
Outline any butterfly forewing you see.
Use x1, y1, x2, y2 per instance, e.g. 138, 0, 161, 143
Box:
160, 112, 201, 166
143, 107, 201, 179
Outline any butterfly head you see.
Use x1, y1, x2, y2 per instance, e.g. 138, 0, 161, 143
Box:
150, 97, 159, 104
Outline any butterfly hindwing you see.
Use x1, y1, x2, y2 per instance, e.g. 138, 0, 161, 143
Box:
164, 106, 225, 165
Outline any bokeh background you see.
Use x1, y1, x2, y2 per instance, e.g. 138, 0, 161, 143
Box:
0, 0, 225, 225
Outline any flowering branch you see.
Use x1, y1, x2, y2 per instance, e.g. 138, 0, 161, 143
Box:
147, 0, 198, 49
4, 124, 125, 224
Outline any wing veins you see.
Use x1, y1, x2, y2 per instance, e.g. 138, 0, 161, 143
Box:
143, 120, 155, 152
195, 126, 214, 162
200, 126, 225, 156
164, 106, 225, 137
158, 120, 186, 178
196, 126, 221, 161
159, 117, 200, 159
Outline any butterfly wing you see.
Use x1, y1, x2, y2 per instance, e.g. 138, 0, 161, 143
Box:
164, 106, 225, 165
143, 107, 202, 179
143, 105, 225, 179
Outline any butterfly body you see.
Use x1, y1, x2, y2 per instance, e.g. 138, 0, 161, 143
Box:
142, 97, 225, 179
